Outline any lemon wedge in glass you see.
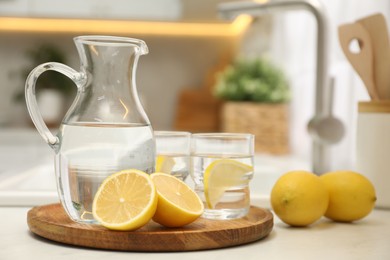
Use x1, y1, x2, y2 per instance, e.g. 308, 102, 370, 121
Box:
203, 159, 253, 209
155, 155, 175, 174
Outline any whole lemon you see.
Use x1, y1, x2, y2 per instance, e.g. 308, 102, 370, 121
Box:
320, 171, 376, 222
271, 171, 329, 227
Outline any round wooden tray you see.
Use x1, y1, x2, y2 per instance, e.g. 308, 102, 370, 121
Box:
27, 203, 273, 252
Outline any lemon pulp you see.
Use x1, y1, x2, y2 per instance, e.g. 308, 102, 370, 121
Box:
92, 169, 157, 231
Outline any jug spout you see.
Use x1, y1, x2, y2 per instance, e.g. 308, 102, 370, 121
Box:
74, 35, 148, 56
61, 35, 151, 125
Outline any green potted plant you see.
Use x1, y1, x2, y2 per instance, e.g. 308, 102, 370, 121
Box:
213, 57, 290, 154
14, 44, 75, 127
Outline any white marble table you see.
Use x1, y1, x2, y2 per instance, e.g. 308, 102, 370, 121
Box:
0, 204, 389, 260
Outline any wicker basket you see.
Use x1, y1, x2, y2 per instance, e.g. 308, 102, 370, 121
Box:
221, 102, 289, 154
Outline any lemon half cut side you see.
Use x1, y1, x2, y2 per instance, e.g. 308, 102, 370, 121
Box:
203, 159, 253, 209
92, 169, 158, 231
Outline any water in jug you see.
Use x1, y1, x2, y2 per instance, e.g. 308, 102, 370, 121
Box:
25, 36, 155, 223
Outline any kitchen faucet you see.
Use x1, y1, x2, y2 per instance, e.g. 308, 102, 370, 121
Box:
219, 0, 338, 174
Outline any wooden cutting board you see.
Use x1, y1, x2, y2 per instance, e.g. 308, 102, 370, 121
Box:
27, 203, 273, 252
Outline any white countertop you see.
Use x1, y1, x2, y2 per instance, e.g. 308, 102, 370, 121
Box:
1, 204, 389, 260
1, 129, 389, 259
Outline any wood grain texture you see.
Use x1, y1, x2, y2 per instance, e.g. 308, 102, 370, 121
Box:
27, 203, 273, 252
358, 101, 390, 113
338, 23, 379, 100
174, 90, 222, 132
357, 13, 390, 100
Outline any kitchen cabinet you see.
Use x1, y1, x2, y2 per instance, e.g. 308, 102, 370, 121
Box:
0, 0, 252, 37
0, 0, 181, 21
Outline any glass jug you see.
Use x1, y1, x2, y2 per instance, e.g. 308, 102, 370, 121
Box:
25, 36, 155, 223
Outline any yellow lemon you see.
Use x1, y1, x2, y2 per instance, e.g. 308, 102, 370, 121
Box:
271, 170, 329, 227
155, 155, 175, 174
320, 170, 376, 222
203, 159, 253, 209
151, 172, 204, 227
92, 169, 157, 231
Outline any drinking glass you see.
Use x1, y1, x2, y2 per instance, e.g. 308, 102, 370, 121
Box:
155, 131, 191, 181
191, 133, 254, 220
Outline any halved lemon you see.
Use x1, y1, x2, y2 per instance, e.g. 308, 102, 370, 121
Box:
204, 159, 253, 209
151, 173, 204, 227
92, 169, 158, 231
155, 155, 175, 174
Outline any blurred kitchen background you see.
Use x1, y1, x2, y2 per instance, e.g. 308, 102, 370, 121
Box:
0, 0, 389, 205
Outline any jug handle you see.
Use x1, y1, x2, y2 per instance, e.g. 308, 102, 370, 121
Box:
25, 62, 85, 149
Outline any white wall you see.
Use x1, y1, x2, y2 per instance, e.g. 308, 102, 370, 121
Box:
0, 33, 240, 129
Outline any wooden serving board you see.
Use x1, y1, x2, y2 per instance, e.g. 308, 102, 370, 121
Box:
27, 203, 273, 252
